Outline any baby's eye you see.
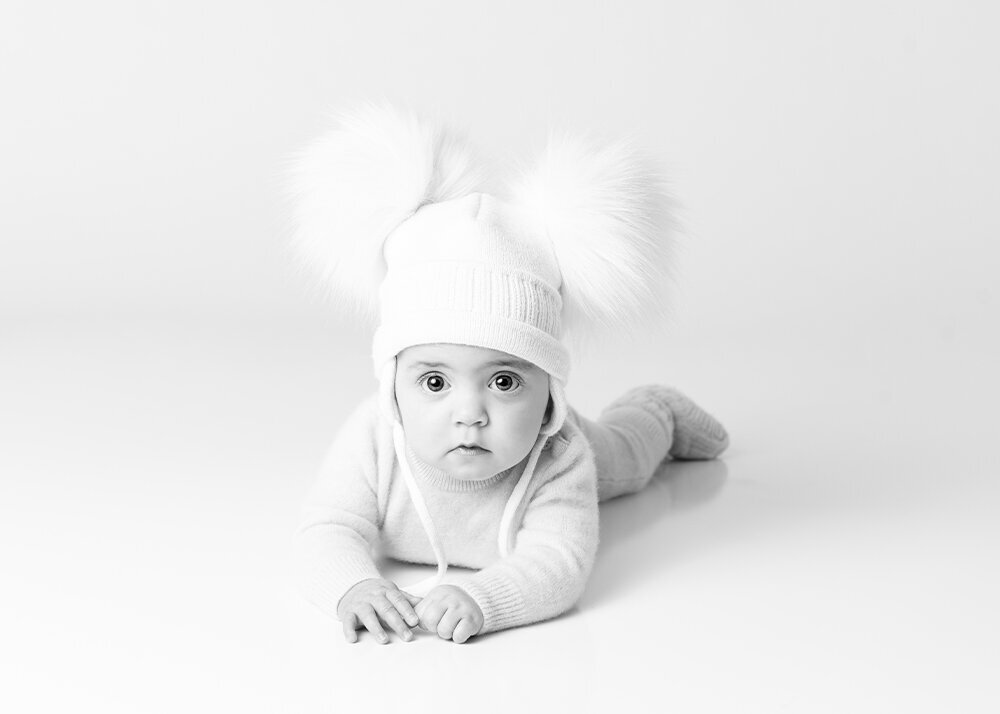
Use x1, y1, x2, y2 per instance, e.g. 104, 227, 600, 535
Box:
490, 373, 522, 393
420, 374, 448, 393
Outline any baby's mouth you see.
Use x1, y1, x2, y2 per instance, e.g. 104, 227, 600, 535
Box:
450, 444, 490, 455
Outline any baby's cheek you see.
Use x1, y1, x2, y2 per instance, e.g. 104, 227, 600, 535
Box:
510, 414, 543, 453
407, 423, 442, 461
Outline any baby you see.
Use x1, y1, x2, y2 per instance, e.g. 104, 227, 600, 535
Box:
287, 103, 729, 644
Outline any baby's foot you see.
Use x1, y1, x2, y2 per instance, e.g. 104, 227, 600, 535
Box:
658, 387, 730, 460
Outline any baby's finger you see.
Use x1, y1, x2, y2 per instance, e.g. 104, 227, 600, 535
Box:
452, 617, 478, 644
357, 605, 389, 644
399, 590, 422, 608
342, 612, 359, 644
387, 590, 419, 628
374, 597, 413, 642
416, 600, 446, 633
436, 608, 462, 641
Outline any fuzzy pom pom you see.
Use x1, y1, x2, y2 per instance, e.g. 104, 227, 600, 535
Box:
283, 101, 486, 321
507, 132, 679, 341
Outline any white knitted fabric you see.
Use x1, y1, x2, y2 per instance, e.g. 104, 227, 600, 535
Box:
366, 192, 578, 595
286, 104, 704, 636
372, 192, 569, 384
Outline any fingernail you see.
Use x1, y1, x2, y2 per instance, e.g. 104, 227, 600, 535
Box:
403, 631, 413, 641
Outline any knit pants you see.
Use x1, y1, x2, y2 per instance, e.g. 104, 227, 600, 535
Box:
571, 385, 727, 503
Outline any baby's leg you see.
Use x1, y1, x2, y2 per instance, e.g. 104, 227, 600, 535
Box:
573, 385, 729, 503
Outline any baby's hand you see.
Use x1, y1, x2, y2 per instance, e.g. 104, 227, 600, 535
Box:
337, 578, 421, 644
414, 585, 484, 644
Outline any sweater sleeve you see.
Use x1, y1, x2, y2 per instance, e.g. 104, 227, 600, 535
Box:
452, 433, 600, 634
291, 396, 385, 620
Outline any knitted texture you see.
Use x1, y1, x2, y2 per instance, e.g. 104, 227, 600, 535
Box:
285, 104, 680, 383
293, 394, 600, 635
656, 387, 730, 460
293, 385, 729, 636
570, 385, 675, 502
568, 384, 730, 501
579, 384, 728, 465
373, 193, 569, 382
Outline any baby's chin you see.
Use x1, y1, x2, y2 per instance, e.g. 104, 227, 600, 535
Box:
440, 461, 505, 482
438, 452, 515, 482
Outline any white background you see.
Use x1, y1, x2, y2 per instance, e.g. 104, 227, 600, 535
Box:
2, 1, 998, 712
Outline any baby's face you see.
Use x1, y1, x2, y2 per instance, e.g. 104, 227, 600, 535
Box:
394, 343, 551, 481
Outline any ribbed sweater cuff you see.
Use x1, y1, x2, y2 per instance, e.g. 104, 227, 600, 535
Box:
460, 571, 527, 634
305, 551, 382, 621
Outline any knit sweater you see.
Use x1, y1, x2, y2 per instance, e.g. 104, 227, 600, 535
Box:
293, 393, 600, 635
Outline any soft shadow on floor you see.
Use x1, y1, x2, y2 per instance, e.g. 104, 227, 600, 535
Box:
581, 458, 729, 607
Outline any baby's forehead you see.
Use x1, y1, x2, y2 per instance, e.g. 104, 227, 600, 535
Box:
398, 343, 541, 373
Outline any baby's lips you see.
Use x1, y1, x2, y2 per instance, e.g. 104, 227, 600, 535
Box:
452, 442, 488, 450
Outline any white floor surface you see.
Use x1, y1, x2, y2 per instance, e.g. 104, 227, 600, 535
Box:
2, 317, 997, 713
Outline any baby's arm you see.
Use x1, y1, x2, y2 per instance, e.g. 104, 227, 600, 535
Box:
292, 397, 417, 643
449, 435, 600, 636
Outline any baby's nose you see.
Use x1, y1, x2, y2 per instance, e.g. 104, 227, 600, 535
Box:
453, 390, 488, 426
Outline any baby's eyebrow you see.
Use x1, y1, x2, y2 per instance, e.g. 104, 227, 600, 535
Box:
482, 358, 536, 372
407, 361, 449, 371
405, 358, 537, 372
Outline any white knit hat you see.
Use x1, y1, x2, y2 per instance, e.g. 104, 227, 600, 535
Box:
287, 102, 676, 386
375, 191, 568, 380
285, 101, 677, 593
